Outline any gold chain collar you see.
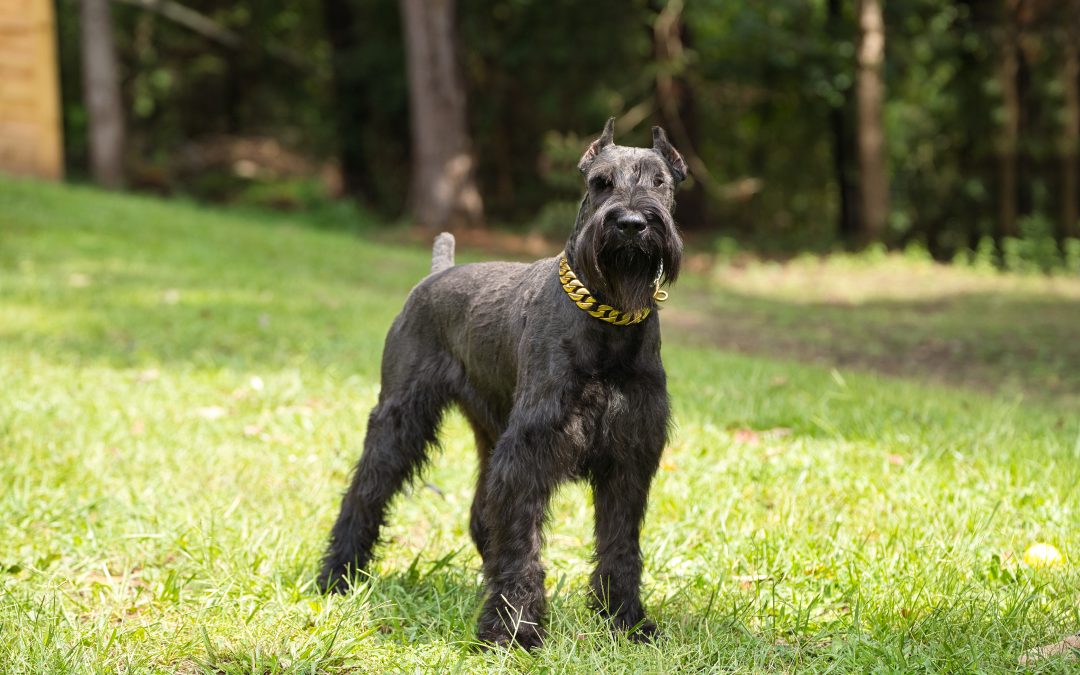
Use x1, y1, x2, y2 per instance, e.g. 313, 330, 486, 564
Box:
558, 254, 668, 326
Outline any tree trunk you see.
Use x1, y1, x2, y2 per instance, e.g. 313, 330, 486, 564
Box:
828, 0, 859, 244
79, 0, 125, 188
998, 0, 1021, 240
855, 0, 888, 245
399, 0, 483, 229
1062, 6, 1080, 240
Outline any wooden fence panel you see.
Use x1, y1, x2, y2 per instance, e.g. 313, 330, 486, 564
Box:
0, 0, 64, 179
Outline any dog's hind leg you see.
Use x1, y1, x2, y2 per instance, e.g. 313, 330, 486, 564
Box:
458, 390, 504, 565
318, 347, 453, 593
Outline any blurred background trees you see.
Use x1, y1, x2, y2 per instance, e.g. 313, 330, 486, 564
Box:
52, 0, 1080, 264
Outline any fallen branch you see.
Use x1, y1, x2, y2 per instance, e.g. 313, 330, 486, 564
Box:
114, 0, 308, 69
115, 0, 240, 47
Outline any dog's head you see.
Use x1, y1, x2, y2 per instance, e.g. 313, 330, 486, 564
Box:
568, 118, 685, 315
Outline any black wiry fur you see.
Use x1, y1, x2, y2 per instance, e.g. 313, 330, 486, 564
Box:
319, 119, 686, 650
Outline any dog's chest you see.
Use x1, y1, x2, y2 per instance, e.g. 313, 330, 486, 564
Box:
558, 329, 662, 470
563, 321, 655, 378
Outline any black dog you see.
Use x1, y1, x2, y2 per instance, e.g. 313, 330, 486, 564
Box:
319, 119, 686, 649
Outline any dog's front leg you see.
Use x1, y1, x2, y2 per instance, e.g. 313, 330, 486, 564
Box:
590, 455, 662, 642
474, 426, 559, 650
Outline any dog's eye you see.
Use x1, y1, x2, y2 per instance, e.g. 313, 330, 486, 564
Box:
653, 176, 665, 188
590, 176, 613, 192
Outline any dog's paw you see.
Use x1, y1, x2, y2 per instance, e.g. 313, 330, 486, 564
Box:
316, 570, 348, 595
612, 614, 661, 644
476, 619, 546, 651
626, 618, 661, 644
316, 560, 366, 595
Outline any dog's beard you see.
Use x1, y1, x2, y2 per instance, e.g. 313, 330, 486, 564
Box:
571, 197, 682, 315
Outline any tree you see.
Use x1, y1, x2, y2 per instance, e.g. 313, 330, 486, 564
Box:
855, 0, 888, 244
79, 0, 125, 188
400, 0, 483, 229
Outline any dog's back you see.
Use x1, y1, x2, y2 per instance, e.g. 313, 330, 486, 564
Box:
408, 246, 554, 409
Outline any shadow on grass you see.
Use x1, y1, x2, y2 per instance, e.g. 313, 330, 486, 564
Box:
316, 550, 488, 650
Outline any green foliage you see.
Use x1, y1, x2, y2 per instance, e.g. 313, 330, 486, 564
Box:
1020, 215, 1065, 273
901, 240, 934, 263
529, 200, 578, 240
972, 235, 1001, 272
329, 0, 411, 214
459, 0, 654, 221
1001, 216, 1071, 275
688, 1, 843, 238
56, 0, 337, 195
884, 2, 998, 253
3, 181, 1080, 670
1000, 237, 1031, 275
1065, 238, 1080, 275
952, 226, 1079, 277
713, 235, 741, 262
527, 131, 587, 237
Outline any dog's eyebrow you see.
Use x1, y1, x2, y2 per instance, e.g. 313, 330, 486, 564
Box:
638, 159, 662, 180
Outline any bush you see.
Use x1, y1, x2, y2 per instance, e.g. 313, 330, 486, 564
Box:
971, 236, 999, 272
530, 200, 581, 238
1065, 238, 1080, 275
954, 220, 1078, 276
997, 216, 1067, 274
714, 236, 741, 262
527, 131, 587, 236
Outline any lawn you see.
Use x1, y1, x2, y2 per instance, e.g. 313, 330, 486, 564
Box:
2, 179, 1079, 673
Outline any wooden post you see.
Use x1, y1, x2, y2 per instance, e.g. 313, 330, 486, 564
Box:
0, 0, 65, 179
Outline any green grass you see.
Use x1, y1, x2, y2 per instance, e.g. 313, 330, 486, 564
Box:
2, 178, 1080, 673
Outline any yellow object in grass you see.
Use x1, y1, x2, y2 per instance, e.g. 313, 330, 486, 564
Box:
1023, 543, 1064, 568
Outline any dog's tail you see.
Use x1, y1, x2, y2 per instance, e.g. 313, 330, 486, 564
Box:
430, 232, 455, 274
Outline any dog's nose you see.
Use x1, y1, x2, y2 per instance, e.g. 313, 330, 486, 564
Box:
615, 213, 648, 234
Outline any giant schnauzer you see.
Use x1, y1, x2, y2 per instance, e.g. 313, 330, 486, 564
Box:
319, 118, 686, 649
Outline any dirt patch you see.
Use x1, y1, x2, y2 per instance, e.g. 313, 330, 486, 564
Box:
663, 284, 1080, 403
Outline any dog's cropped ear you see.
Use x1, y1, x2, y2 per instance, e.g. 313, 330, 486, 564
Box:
652, 126, 688, 183
578, 117, 615, 174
